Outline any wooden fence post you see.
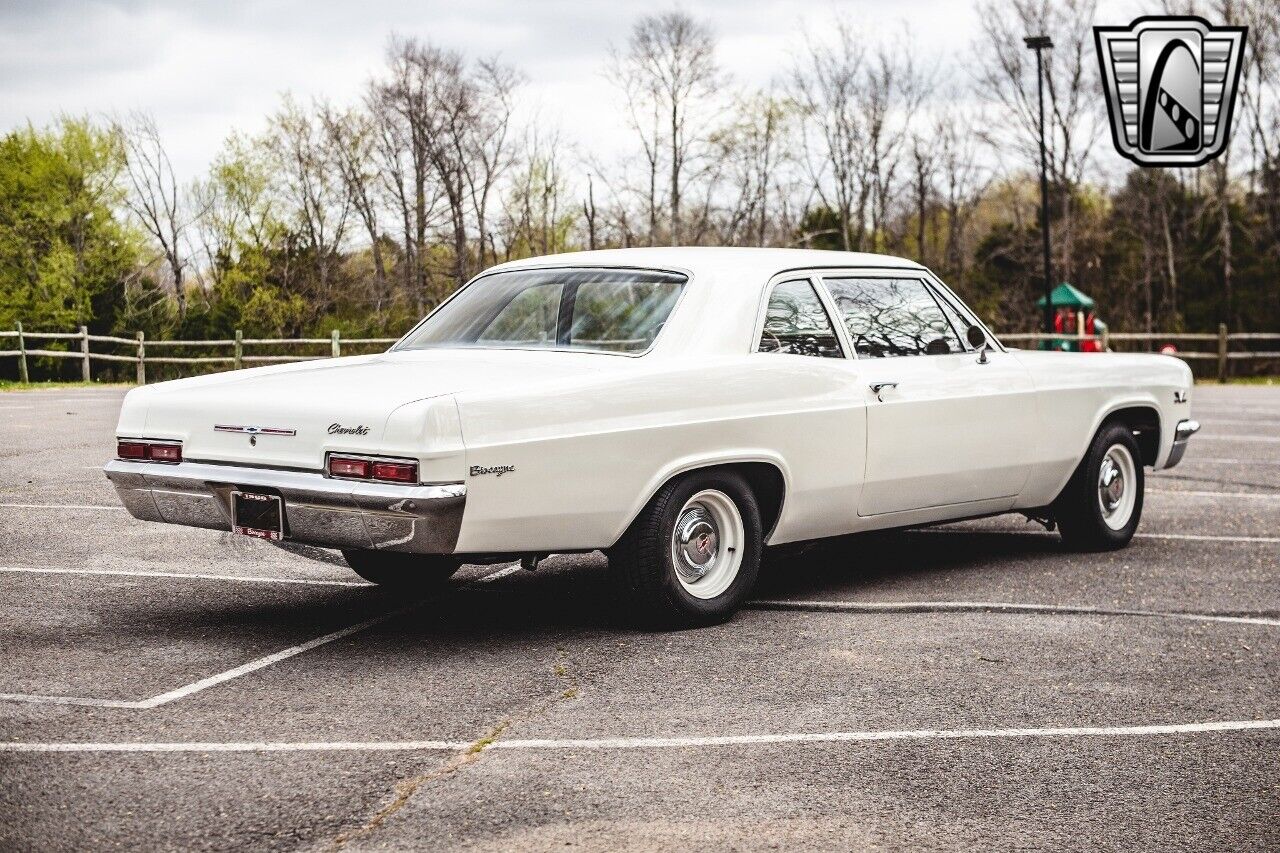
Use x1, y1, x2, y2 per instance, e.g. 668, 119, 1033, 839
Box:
79, 325, 90, 382
234, 329, 243, 370
16, 321, 29, 384
1217, 322, 1229, 384
331, 329, 341, 358
136, 331, 146, 385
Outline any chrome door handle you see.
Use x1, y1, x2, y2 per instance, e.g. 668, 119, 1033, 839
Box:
870, 381, 899, 402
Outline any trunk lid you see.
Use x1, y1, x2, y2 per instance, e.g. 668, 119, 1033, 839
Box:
132, 349, 616, 470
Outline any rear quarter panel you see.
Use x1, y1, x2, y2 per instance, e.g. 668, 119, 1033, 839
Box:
1012, 350, 1193, 508
451, 355, 866, 553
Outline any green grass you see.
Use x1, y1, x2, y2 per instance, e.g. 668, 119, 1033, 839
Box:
0, 380, 133, 392
1196, 376, 1280, 386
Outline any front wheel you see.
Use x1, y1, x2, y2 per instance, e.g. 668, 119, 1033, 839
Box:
1054, 422, 1144, 551
609, 469, 763, 629
341, 549, 461, 588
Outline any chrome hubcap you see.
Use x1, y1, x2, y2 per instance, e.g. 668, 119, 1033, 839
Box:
1097, 444, 1138, 530
1098, 457, 1125, 512
674, 504, 720, 583
669, 489, 745, 600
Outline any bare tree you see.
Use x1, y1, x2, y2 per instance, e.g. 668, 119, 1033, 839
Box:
264, 97, 352, 317
119, 113, 199, 319
791, 20, 867, 251
974, 0, 1103, 282
320, 104, 388, 302
714, 90, 794, 246
463, 58, 521, 269
863, 39, 930, 253
611, 11, 720, 245
935, 109, 991, 284
501, 126, 572, 259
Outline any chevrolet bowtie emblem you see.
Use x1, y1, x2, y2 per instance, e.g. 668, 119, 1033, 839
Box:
1095, 16, 1247, 167
214, 425, 297, 436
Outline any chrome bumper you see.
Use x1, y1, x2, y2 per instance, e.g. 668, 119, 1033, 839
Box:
103, 459, 465, 554
1164, 419, 1200, 469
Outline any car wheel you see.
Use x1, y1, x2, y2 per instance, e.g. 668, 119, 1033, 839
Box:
1054, 422, 1144, 551
610, 469, 763, 628
341, 549, 461, 588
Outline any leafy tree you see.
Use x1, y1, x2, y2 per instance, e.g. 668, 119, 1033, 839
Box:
0, 119, 140, 332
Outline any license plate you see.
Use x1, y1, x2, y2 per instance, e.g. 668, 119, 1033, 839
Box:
232, 491, 284, 540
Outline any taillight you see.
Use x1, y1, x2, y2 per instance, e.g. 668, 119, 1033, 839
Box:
328, 457, 371, 479
372, 461, 417, 483
148, 444, 182, 463
117, 441, 148, 459
328, 455, 418, 484
117, 440, 182, 463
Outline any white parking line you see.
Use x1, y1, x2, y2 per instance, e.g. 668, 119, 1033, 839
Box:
1178, 458, 1280, 465
1148, 489, 1280, 499
0, 566, 368, 587
750, 599, 1280, 627
3, 717, 1278, 753
918, 528, 1280, 544
1200, 417, 1280, 424
0, 503, 123, 511
1138, 532, 1280, 544
0, 563, 519, 710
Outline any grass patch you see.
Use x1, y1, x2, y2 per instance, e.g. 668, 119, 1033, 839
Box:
1196, 376, 1280, 386
0, 380, 133, 392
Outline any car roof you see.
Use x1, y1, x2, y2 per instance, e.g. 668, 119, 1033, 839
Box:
484, 246, 926, 281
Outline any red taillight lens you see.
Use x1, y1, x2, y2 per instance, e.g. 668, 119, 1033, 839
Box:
117, 441, 148, 459
328, 456, 417, 483
117, 440, 182, 462
372, 461, 418, 483
328, 457, 371, 479
148, 443, 182, 463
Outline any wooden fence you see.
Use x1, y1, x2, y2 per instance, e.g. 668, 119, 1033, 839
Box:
1, 322, 1277, 384
1001, 323, 1280, 382
0, 323, 398, 385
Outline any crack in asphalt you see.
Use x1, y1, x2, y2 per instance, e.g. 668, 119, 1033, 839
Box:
326, 641, 582, 850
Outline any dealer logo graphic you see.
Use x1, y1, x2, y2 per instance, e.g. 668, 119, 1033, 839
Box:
1095, 16, 1247, 167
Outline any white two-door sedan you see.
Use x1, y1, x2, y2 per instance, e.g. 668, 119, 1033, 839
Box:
105, 248, 1200, 626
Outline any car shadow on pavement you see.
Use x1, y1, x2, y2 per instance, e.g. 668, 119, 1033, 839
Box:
111, 529, 1065, 642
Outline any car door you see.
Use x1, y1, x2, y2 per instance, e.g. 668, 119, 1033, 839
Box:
818, 273, 1038, 516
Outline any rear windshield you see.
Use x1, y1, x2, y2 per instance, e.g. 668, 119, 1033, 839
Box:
396, 268, 685, 355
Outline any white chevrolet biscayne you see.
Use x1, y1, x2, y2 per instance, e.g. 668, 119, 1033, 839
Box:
106, 248, 1200, 626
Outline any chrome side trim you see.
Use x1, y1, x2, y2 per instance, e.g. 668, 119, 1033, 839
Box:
103, 459, 465, 554
1165, 419, 1201, 469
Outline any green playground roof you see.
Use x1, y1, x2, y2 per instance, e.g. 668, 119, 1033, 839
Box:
1035, 282, 1095, 309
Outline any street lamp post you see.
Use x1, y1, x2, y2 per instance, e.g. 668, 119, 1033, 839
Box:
1024, 34, 1054, 338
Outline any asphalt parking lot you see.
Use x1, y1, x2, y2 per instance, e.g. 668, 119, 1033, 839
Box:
0, 384, 1276, 851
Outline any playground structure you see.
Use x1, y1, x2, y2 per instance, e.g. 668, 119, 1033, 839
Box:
1037, 283, 1107, 352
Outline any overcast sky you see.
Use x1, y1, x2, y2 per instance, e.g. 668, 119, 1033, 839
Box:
1, 0, 1142, 180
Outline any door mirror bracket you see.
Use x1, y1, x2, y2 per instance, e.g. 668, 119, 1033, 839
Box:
966, 325, 991, 364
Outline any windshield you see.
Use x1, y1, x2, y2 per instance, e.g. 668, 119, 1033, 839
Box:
396, 268, 686, 355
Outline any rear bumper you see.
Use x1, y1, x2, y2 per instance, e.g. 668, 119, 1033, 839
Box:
103, 459, 465, 554
1164, 419, 1200, 469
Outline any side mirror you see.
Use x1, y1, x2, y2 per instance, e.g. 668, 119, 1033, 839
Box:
966, 325, 990, 363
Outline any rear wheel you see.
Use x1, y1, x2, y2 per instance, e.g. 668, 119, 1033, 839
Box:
341, 549, 461, 588
609, 469, 763, 629
1054, 422, 1144, 551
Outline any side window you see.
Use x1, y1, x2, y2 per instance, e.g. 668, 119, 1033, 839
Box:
758, 279, 844, 358
823, 277, 963, 358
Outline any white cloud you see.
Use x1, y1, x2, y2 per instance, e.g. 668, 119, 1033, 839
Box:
1, 0, 1144, 181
